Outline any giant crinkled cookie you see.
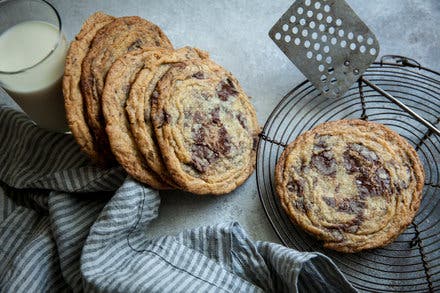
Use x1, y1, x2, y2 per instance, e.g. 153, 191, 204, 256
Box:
63, 12, 115, 165
81, 16, 173, 163
275, 119, 424, 253
151, 59, 260, 195
125, 47, 209, 186
102, 47, 207, 189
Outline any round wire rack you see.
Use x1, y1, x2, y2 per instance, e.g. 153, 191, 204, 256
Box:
256, 55, 440, 292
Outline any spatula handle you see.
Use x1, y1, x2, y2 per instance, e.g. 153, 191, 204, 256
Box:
361, 76, 440, 136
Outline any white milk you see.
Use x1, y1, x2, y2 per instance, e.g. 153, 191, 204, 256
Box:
0, 21, 68, 132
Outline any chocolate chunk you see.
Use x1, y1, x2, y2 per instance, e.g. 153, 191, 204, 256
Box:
211, 107, 221, 125
217, 126, 231, 155
343, 143, 379, 174
323, 196, 336, 207
356, 173, 376, 199
355, 166, 392, 199
286, 179, 304, 197
190, 124, 233, 173
193, 111, 204, 124
375, 167, 391, 194
192, 71, 205, 79
311, 151, 336, 176
236, 113, 247, 130
193, 127, 206, 144
191, 145, 218, 173
313, 134, 331, 152
350, 143, 378, 163
343, 149, 363, 174
217, 78, 238, 101
340, 199, 365, 214
323, 197, 365, 214
127, 39, 143, 51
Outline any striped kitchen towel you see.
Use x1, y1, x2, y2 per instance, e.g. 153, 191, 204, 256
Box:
0, 100, 356, 292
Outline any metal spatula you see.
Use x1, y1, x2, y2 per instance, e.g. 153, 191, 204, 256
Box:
269, 0, 440, 135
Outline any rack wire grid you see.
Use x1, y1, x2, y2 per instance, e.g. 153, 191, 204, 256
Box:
256, 55, 440, 292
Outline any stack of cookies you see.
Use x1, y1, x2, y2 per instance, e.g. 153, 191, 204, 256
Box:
63, 12, 259, 194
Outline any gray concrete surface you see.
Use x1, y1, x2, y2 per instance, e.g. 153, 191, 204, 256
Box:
1, 0, 439, 243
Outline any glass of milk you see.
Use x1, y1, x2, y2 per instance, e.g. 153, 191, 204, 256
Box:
0, 0, 69, 132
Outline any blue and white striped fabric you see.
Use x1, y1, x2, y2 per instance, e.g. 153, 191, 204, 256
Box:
0, 100, 356, 292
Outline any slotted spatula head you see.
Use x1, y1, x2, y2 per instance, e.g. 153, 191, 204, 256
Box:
269, 0, 380, 98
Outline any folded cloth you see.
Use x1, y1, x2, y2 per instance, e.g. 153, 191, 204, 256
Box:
0, 99, 356, 292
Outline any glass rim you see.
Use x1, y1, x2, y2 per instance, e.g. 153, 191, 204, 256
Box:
0, 0, 63, 75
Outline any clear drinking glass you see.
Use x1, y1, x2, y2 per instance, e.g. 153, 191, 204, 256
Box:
0, 0, 69, 132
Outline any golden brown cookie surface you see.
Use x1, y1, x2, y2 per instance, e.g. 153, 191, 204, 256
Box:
81, 16, 173, 163
125, 47, 209, 187
62, 12, 115, 165
151, 59, 260, 195
101, 48, 171, 189
275, 119, 424, 253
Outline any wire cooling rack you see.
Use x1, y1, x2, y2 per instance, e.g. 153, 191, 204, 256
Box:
256, 55, 440, 292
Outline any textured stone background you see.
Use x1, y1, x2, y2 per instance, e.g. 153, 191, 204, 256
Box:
1, 0, 439, 243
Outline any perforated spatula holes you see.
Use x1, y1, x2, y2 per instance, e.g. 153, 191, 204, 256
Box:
270, 0, 379, 98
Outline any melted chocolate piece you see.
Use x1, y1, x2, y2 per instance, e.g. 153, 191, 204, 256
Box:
313, 135, 331, 152
189, 117, 233, 173
193, 111, 204, 124
193, 127, 206, 144
127, 39, 143, 51
286, 179, 304, 197
311, 150, 336, 176
323, 196, 336, 208
350, 143, 378, 163
375, 167, 392, 194
323, 197, 365, 214
217, 78, 238, 101
192, 71, 205, 79
356, 173, 376, 199
236, 113, 247, 130
217, 126, 231, 155
191, 145, 218, 173
211, 107, 221, 125
343, 149, 363, 174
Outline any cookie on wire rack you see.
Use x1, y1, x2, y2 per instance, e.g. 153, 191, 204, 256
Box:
275, 119, 424, 253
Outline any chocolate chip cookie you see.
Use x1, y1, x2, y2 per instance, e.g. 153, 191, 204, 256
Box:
275, 119, 424, 253
151, 59, 260, 195
101, 48, 172, 189
81, 16, 173, 163
125, 47, 209, 186
63, 12, 115, 164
